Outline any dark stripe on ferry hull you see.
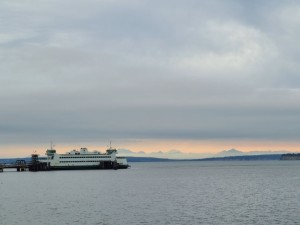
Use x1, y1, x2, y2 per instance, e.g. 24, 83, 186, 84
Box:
48, 164, 129, 170
49, 166, 107, 170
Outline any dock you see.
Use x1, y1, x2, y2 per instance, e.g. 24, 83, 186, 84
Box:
0, 154, 49, 172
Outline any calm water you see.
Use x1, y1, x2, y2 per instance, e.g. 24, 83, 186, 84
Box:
1, 161, 300, 225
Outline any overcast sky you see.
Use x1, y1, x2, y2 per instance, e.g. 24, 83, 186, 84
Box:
1, 0, 300, 155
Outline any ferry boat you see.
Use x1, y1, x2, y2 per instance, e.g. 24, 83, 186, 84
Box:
39, 145, 130, 170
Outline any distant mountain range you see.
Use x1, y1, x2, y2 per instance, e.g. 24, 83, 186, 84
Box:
117, 148, 291, 159
217, 149, 243, 156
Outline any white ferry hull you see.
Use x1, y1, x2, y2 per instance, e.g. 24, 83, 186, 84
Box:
39, 147, 130, 170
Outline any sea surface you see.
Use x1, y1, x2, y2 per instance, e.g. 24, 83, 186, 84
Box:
1, 161, 300, 225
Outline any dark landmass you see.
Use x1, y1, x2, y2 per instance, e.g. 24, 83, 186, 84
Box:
127, 154, 283, 162
192, 154, 282, 161
280, 153, 300, 160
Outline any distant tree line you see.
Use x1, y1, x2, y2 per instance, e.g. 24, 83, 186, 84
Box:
280, 153, 300, 160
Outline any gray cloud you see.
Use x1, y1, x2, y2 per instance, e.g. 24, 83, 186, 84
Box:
1, 0, 300, 149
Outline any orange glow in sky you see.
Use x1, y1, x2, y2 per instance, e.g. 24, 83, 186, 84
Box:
0, 139, 299, 158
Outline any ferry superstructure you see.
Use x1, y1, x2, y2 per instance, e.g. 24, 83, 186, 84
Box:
39, 146, 129, 170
